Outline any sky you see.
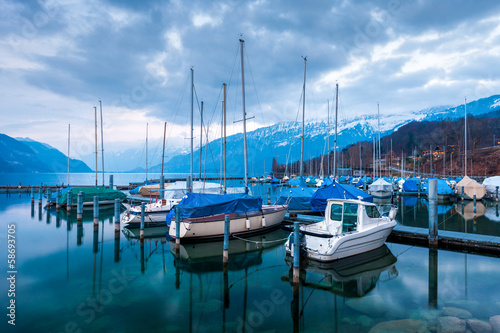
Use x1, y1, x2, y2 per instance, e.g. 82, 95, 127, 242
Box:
1, 0, 500, 166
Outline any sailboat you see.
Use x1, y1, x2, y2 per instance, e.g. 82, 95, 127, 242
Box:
60, 103, 126, 207
168, 40, 287, 241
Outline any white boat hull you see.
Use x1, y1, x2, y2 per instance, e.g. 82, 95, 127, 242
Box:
301, 221, 396, 262
169, 206, 287, 240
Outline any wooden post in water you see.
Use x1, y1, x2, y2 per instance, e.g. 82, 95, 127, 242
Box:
140, 202, 145, 241
56, 188, 61, 211
93, 196, 99, 228
267, 187, 271, 205
114, 199, 121, 232
223, 215, 230, 265
77, 191, 83, 221
473, 194, 476, 213
175, 206, 181, 251
31, 187, 34, 205
38, 187, 43, 206
47, 188, 52, 207
67, 191, 72, 213
496, 186, 499, 202
428, 179, 438, 247
293, 221, 300, 284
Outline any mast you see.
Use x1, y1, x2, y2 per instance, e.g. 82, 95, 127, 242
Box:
377, 103, 381, 179
161, 122, 166, 177
223, 83, 227, 193
240, 39, 249, 191
199, 101, 203, 179
190, 67, 194, 191
300, 56, 307, 179
99, 100, 104, 186
67, 124, 70, 186
327, 99, 330, 176
464, 97, 467, 177
146, 123, 149, 182
334, 83, 338, 179
220, 100, 223, 188
94, 106, 98, 187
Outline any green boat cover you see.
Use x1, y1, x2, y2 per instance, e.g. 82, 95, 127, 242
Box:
60, 186, 126, 205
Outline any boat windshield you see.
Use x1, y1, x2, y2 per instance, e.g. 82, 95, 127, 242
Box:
330, 204, 343, 221
342, 203, 358, 232
365, 205, 381, 218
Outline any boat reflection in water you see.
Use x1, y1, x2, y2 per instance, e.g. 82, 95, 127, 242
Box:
170, 228, 287, 272
282, 244, 398, 298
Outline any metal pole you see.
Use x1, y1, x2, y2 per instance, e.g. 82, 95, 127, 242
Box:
140, 202, 145, 241
199, 101, 203, 180
93, 196, 99, 226
114, 199, 120, 231
94, 106, 98, 187
190, 67, 194, 190
47, 188, 52, 207
464, 97, 467, 177
109, 175, 113, 189
99, 100, 105, 186
67, 124, 70, 186
31, 186, 35, 205
56, 188, 60, 210
160, 175, 164, 200
38, 187, 43, 206
293, 221, 300, 284
77, 191, 83, 221
240, 39, 249, 191
223, 83, 227, 193
428, 179, 438, 247
223, 215, 230, 265
300, 56, 307, 179
334, 83, 338, 179
496, 186, 499, 202
473, 194, 476, 214
175, 206, 181, 250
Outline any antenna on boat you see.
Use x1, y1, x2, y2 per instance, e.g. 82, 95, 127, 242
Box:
300, 56, 307, 180
99, 100, 104, 186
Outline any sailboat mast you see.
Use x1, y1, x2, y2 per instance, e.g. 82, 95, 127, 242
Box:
223, 83, 227, 193
161, 122, 166, 177
190, 67, 194, 191
67, 124, 70, 186
464, 97, 467, 177
99, 100, 104, 186
327, 99, 330, 176
199, 101, 203, 180
240, 39, 249, 191
300, 56, 307, 179
377, 103, 381, 179
146, 123, 149, 182
334, 83, 338, 179
94, 106, 98, 187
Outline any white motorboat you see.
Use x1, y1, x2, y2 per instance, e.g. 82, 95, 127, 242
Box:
285, 198, 398, 262
368, 178, 393, 199
122, 198, 181, 226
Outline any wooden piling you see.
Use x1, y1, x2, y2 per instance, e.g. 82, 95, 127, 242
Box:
38, 187, 43, 206
473, 194, 476, 213
140, 202, 145, 241
55, 188, 61, 211
67, 190, 72, 212
93, 196, 99, 227
175, 206, 180, 251
496, 186, 499, 202
109, 174, 114, 189
428, 179, 438, 247
30, 187, 34, 205
77, 191, 83, 221
47, 188, 52, 207
223, 214, 230, 265
293, 221, 300, 284
114, 199, 121, 232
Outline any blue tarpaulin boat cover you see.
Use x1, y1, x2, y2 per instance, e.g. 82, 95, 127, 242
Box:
322, 178, 333, 187
175, 192, 261, 218
409, 176, 420, 185
310, 182, 373, 212
425, 179, 453, 195
403, 196, 417, 207
288, 178, 302, 186
403, 180, 418, 192
276, 185, 315, 211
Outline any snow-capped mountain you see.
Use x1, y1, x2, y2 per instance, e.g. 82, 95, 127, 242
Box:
137, 95, 500, 175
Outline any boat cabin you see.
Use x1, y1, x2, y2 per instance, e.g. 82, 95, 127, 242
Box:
325, 199, 383, 235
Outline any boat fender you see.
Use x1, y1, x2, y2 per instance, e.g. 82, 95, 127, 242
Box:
389, 207, 398, 221
246, 218, 251, 229
261, 216, 266, 227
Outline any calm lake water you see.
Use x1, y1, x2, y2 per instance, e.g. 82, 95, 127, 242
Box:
1, 179, 500, 332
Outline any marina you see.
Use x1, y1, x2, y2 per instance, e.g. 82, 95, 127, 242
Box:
1, 177, 500, 332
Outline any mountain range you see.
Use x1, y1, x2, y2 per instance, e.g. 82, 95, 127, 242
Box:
0, 135, 92, 173
154, 94, 500, 176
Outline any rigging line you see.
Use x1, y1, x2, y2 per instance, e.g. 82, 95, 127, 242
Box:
298, 275, 329, 319
231, 234, 289, 244
244, 45, 265, 125
228, 264, 287, 289
395, 244, 415, 258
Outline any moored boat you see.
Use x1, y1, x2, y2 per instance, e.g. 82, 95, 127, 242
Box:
285, 198, 397, 262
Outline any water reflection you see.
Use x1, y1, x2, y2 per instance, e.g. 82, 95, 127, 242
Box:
282, 245, 398, 298
397, 197, 500, 235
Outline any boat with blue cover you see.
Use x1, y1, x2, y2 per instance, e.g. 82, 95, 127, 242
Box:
168, 192, 287, 241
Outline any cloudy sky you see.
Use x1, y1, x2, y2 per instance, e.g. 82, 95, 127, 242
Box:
1, 0, 500, 163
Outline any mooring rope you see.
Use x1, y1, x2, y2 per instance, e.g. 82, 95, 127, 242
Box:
231, 234, 289, 244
